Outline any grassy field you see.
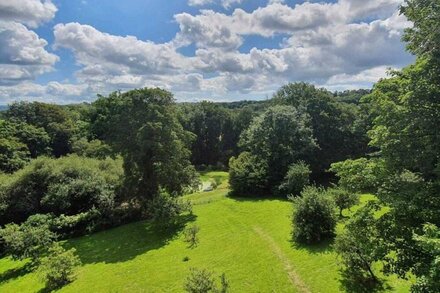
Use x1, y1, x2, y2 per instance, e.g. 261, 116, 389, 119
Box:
0, 172, 411, 292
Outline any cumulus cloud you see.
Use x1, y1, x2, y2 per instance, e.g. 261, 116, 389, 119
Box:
0, 0, 57, 28
0, 81, 90, 104
0, 0, 58, 92
0, 21, 58, 85
54, 23, 189, 76
2, 0, 414, 103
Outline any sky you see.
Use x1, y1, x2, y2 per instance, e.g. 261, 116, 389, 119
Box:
0, 0, 414, 104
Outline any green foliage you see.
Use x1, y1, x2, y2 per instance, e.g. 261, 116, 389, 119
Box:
5, 102, 75, 157
411, 224, 440, 293
330, 158, 386, 193
231, 105, 316, 195
184, 268, 229, 293
0, 137, 29, 173
273, 82, 370, 174
0, 216, 57, 263
147, 192, 192, 229
228, 152, 268, 196
326, 187, 359, 217
91, 88, 198, 200
184, 225, 200, 248
0, 155, 123, 232
334, 202, 385, 286
184, 268, 215, 293
401, 0, 440, 58
292, 186, 336, 244
277, 161, 311, 197
71, 138, 113, 159
38, 243, 81, 290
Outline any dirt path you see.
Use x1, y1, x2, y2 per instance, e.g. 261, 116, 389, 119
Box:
253, 226, 311, 293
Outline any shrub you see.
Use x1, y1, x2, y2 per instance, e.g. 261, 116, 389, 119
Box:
184, 268, 229, 293
0, 155, 123, 229
326, 187, 359, 217
38, 243, 81, 290
292, 186, 336, 244
184, 225, 200, 248
0, 215, 57, 264
147, 193, 192, 228
277, 161, 311, 196
184, 268, 215, 293
228, 152, 268, 196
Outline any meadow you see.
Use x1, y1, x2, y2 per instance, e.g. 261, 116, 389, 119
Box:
0, 172, 411, 292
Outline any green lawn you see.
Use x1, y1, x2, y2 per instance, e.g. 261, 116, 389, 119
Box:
0, 172, 411, 292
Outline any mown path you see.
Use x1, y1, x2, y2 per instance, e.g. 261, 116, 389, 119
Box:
253, 226, 311, 293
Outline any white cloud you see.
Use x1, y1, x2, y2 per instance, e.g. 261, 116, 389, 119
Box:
2, 0, 414, 103
0, 21, 58, 85
0, 0, 57, 28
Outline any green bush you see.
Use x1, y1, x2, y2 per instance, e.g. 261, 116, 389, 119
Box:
292, 186, 336, 244
147, 193, 192, 228
38, 243, 81, 290
0, 155, 123, 232
0, 215, 57, 264
228, 152, 268, 196
184, 268, 229, 293
277, 161, 311, 196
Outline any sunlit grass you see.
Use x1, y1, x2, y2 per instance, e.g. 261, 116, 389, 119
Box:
0, 173, 411, 292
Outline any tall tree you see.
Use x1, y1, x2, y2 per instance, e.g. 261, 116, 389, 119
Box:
230, 105, 316, 195
91, 88, 198, 200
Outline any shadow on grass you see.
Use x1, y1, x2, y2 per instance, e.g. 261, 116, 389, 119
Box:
0, 262, 32, 284
289, 237, 335, 255
339, 271, 392, 293
65, 213, 197, 265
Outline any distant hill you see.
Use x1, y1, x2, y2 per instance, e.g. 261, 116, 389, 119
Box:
0, 105, 8, 112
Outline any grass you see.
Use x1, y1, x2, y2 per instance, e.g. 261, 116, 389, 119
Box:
0, 172, 411, 292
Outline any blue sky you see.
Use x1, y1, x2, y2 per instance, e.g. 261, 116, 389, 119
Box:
0, 0, 413, 104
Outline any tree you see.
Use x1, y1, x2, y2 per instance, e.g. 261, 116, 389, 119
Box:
5, 102, 75, 157
228, 152, 268, 196
334, 202, 386, 286
273, 83, 370, 175
91, 88, 198, 201
411, 223, 440, 292
333, 2, 440, 289
0, 119, 51, 173
277, 161, 311, 197
330, 158, 386, 193
181, 101, 231, 167
232, 105, 316, 195
0, 137, 29, 173
401, 0, 440, 58
327, 187, 359, 217
38, 243, 81, 290
292, 186, 336, 244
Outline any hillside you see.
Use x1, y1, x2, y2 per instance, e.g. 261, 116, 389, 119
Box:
0, 172, 411, 292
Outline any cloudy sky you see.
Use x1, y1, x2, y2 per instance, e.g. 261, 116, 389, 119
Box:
0, 0, 414, 104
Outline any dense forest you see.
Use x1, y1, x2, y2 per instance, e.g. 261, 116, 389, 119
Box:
0, 0, 439, 292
